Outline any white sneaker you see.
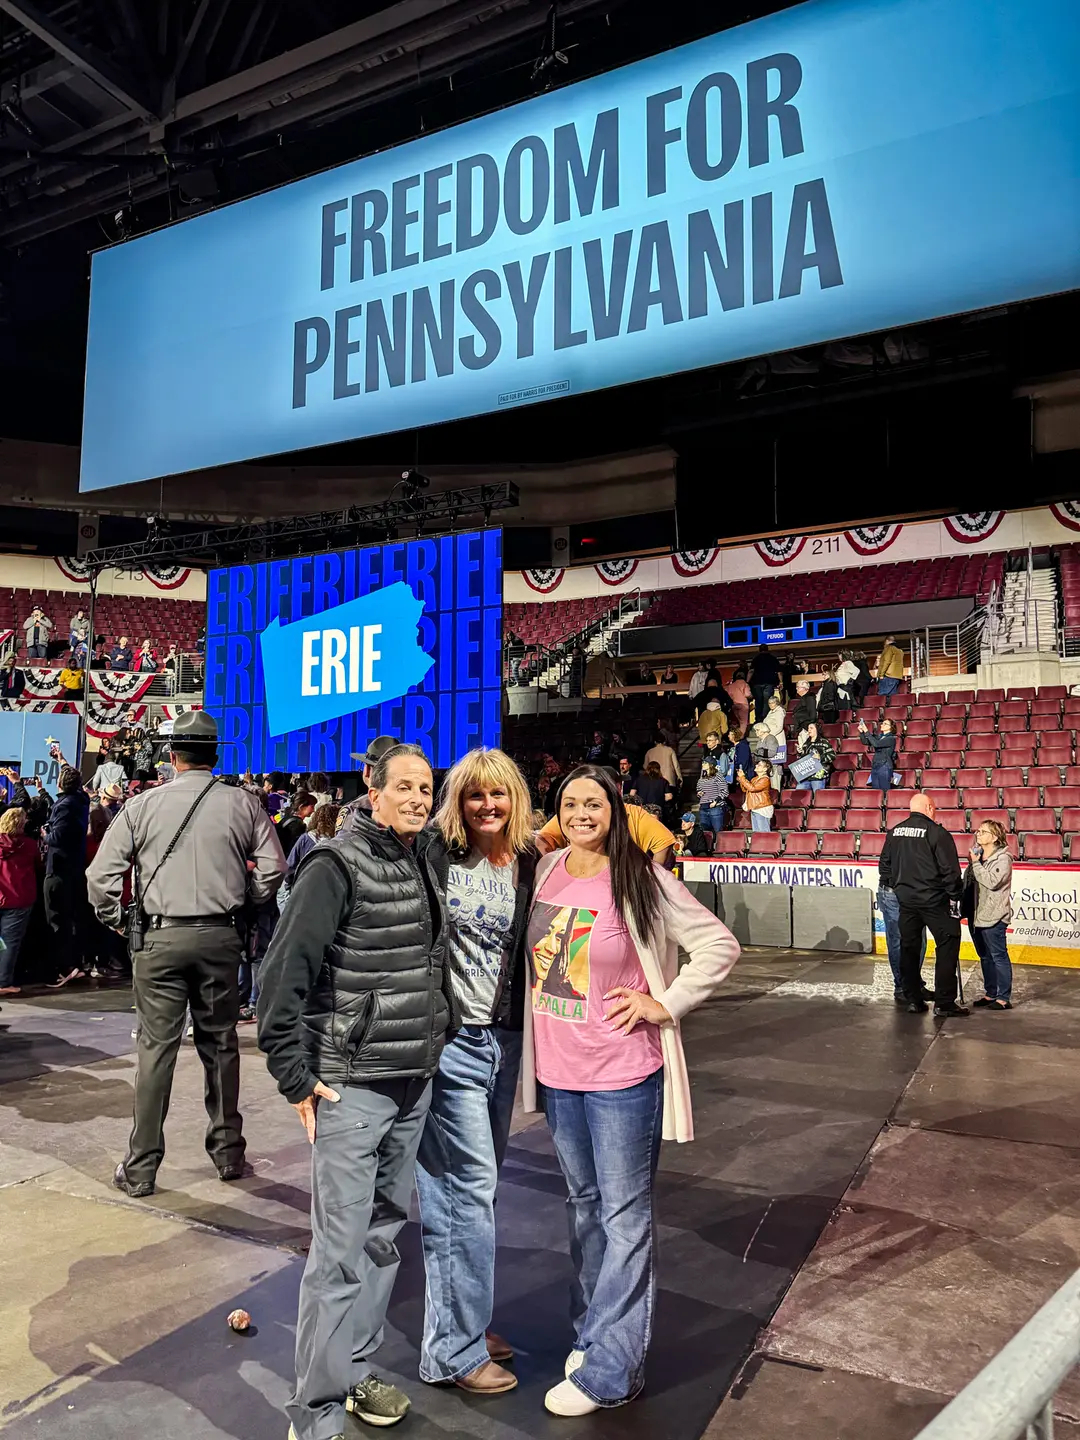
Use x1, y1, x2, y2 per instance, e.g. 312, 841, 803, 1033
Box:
565, 1350, 585, 1379
545, 1379, 599, 1416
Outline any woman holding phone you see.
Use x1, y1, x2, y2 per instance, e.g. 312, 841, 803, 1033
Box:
523, 765, 739, 1415
417, 748, 538, 1394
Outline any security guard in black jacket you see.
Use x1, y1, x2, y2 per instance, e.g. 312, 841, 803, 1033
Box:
879, 793, 967, 1016
258, 742, 455, 1438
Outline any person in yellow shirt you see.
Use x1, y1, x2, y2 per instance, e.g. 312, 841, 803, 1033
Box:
537, 785, 677, 868
874, 635, 905, 696
58, 659, 85, 698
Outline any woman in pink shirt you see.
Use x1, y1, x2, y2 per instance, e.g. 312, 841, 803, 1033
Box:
725, 668, 752, 735
523, 765, 740, 1416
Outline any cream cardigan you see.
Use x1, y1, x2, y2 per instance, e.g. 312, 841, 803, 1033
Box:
520, 852, 741, 1142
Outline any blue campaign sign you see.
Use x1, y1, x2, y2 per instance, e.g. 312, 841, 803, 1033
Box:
0, 712, 80, 785
203, 529, 502, 774
80, 0, 1080, 491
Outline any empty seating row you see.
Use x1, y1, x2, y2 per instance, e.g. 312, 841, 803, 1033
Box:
703, 829, 1073, 861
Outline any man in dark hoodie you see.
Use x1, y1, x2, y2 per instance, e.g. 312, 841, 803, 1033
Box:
43, 766, 90, 985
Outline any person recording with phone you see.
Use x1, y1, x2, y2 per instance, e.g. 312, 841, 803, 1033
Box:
966, 820, 1014, 1011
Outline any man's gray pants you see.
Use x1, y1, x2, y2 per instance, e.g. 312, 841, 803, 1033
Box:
288, 1077, 432, 1440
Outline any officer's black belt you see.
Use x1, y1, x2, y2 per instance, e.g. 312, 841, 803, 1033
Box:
147, 914, 237, 929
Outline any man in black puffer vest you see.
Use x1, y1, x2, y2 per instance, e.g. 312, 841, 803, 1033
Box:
258, 743, 455, 1440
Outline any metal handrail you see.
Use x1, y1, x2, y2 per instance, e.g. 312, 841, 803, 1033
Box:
914, 1266, 1080, 1440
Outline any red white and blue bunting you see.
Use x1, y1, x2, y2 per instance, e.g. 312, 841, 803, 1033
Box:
20, 666, 157, 703
595, 558, 638, 586
943, 512, 1004, 544
160, 703, 202, 720
84, 699, 148, 740
1050, 501, 1080, 533
846, 523, 902, 556
754, 536, 807, 568
522, 568, 564, 594
54, 556, 92, 585
671, 549, 718, 578
143, 563, 192, 590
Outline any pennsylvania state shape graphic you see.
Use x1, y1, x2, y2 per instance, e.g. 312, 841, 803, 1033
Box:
259, 581, 434, 737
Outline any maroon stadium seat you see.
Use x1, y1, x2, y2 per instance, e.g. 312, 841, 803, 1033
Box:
783, 832, 819, 857
949, 691, 975, 705
936, 717, 965, 736
965, 717, 998, 735
1007, 687, 1036, 701
786, 789, 814, 809
1029, 767, 1064, 787
848, 790, 885, 809
1014, 808, 1051, 834
748, 833, 782, 857
979, 689, 1006, 703
1040, 686, 1068, 700
941, 813, 970, 834
998, 700, 1029, 720
933, 749, 964, 769
925, 788, 960, 808
966, 735, 1001, 755
1001, 786, 1030, 810
814, 788, 849, 808
819, 833, 856, 859
905, 719, 933, 738
997, 715, 1030, 733
968, 702, 996, 719
921, 766, 956, 789
989, 767, 1026, 788
919, 692, 946, 706
774, 809, 804, 831
858, 832, 886, 859
938, 703, 967, 720
1031, 700, 1063, 724
712, 833, 748, 856
1039, 739, 1074, 763
832, 754, 858, 773
961, 788, 998, 812
1045, 787, 1075, 809
1024, 833, 1064, 861
1065, 767, 1080, 786
810, 809, 845, 831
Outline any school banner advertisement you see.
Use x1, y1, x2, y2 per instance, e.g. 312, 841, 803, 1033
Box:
680, 857, 1080, 967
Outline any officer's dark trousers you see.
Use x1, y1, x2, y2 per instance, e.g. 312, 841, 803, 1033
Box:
289, 1078, 431, 1440
898, 900, 961, 1005
126, 926, 245, 1183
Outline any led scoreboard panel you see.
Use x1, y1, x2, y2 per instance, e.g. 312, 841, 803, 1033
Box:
204, 530, 502, 775
723, 609, 845, 649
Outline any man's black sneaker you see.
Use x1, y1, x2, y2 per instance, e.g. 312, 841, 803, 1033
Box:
113, 1162, 154, 1198
346, 1375, 411, 1426
934, 1003, 970, 1018
905, 1000, 929, 1013
217, 1162, 251, 1182
919, 986, 936, 1001
893, 992, 907, 1006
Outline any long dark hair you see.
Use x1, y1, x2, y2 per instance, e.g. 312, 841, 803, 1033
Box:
553, 764, 662, 939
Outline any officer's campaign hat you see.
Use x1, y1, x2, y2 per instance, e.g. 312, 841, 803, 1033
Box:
169, 710, 218, 746
349, 735, 399, 766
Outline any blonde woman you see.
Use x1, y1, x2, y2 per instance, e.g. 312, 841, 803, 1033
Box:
417, 748, 538, 1394
0, 806, 39, 994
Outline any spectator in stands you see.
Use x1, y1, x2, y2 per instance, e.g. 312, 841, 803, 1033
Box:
697, 698, 727, 748
631, 761, 672, 814
749, 645, 779, 724
23, 604, 52, 660
568, 646, 586, 699
262, 772, 288, 821
835, 654, 858, 713
130, 727, 153, 775
852, 652, 872, 707
659, 662, 679, 688
43, 766, 90, 988
525, 764, 738, 1417
109, 636, 133, 671
701, 729, 727, 777
2, 767, 51, 837
688, 660, 709, 716
195, 624, 206, 654
796, 723, 835, 791
790, 680, 817, 743
762, 695, 788, 788
727, 727, 751, 781
163, 643, 180, 693
725, 668, 752, 735
89, 635, 108, 669
779, 652, 799, 701
643, 732, 681, 789
750, 723, 778, 773
137, 639, 158, 674
879, 794, 965, 1017
875, 635, 905, 695
967, 820, 1014, 1011
307, 772, 333, 811
285, 802, 341, 883
615, 756, 637, 800
677, 812, 710, 857
737, 759, 775, 832
585, 731, 611, 767
0, 806, 39, 995
696, 759, 728, 841
88, 745, 127, 795
635, 660, 656, 687
858, 717, 897, 792
1, 653, 25, 699
817, 667, 840, 725
69, 609, 90, 650
58, 654, 85, 699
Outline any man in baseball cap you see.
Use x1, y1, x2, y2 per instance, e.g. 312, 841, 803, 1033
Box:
340, 736, 403, 836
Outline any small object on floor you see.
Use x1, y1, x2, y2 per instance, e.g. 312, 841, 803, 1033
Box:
217, 1162, 250, 1183
112, 1162, 154, 1199
455, 1360, 518, 1394
934, 1003, 970, 1017
47, 968, 86, 989
545, 1379, 602, 1416
565, 1350, 585, 1378
237, 1005, 256, 1024
227, 1308, 251, 1332
906, 1000, 929, 1013
346, 1375, 411, 1426
485, 1330, 513, 1362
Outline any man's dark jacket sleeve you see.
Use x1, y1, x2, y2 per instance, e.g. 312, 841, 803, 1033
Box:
878, 831, 894, 888
931, 821, 964, 900
257, 849, 352, 1104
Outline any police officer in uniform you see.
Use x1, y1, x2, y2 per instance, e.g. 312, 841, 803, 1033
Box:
339, 734, 402, 835
88, 711, 287, 1197
879, 793, 967, 1017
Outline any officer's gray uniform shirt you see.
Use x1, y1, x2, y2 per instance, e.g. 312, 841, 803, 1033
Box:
87, 771, 287, 927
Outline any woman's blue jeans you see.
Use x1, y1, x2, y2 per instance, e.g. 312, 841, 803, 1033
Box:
542, 1069, 664, 1405
750, 810, 771, 832
0, 906, 32, 985
878, 887, 926, 996
415, 1024, 523, 1382
973, 921, 1013, 1001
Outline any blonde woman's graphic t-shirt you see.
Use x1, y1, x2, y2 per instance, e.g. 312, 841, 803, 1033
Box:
527, 852, 662, 1092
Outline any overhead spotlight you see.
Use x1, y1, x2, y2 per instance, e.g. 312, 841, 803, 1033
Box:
146, 513, 172, 540
401, 467, 430, 493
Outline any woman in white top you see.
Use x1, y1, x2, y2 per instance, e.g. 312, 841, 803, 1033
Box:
417, 749, 538, 1395
523, 764, 739, 1415
763, 692, 787, 788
